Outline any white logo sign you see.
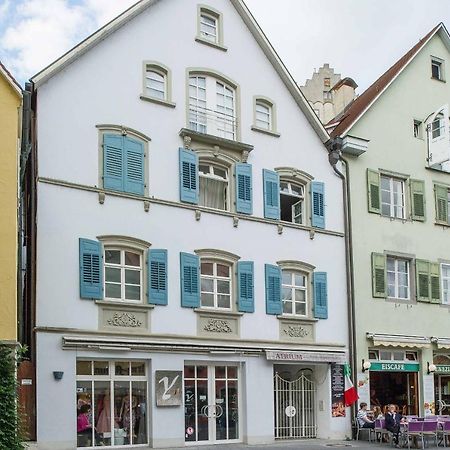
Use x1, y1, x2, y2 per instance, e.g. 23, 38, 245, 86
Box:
285, 405, 296, 417
159, 375, 180, 401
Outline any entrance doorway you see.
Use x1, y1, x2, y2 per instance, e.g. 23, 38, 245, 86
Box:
370, 372, 418, 415
274, 367, 316, 439
184, 364, 239, 444
435, 375, 450, 414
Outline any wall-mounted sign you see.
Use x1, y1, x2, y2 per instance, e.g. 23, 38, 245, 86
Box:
331, 363, 345, 417
435, 365, 450, 374
369, 362, 420, 372
266, 350, 346, 363
155, 370, 182, 406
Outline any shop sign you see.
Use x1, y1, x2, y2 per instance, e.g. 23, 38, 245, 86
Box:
331, 363, 345, 417
369, 362, 420, 372
155, 370, 182, 406
435, 365, 450, 374
266, 350, 346, 363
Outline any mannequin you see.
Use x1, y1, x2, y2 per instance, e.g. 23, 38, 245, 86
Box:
96, 390, 118, 434
119, 394, 137, 436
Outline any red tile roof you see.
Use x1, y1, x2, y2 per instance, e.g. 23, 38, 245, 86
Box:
330, 23, 443, 137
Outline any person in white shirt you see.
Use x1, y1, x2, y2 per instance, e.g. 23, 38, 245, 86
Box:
357, 402, 375, 429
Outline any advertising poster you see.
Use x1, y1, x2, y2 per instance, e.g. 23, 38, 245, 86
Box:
331, 363, 345, 417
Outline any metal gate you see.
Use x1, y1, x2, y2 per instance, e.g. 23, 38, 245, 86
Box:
274, 371, 316, 439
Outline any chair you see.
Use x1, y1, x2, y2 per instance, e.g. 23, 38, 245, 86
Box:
438, 420, 450, 447
354, 417, 374, 442
421, 420, 438, 448
374, 418, 392, 444
405, 420, 424, 450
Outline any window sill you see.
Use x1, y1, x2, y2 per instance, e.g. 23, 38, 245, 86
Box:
95, 300, 154, 310
251, 125, 281, 138
435, 221, 450, 228
431, 77, 446, 83
194, 308, 244, 317
276, 315, 318, 323
195, 36, 228, 52
385, 297, 413, 304
425, 165, 450, 174
140, 95, 176, 108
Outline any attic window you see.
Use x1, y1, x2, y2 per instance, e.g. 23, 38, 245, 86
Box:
324, 77, 331, 88
431, 57, 444, 81
196, 6, 226, 51
413, 120, 422, 139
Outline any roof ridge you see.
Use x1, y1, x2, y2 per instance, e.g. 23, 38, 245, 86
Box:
330, 23, 444, 136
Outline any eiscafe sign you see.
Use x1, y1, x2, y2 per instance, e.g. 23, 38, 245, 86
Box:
265, 350, 346, 363
369, 362, 420, 372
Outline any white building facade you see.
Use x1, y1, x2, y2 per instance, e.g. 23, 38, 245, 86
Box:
31, 1, 350, 448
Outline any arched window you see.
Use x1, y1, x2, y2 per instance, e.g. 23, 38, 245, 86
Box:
141, 62, 174, 107
198, 161, 229, 210
145, 69, 165, 100
255, 100, 272, 130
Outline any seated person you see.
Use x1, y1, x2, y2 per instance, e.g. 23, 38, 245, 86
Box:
373, 406, 384, 420
385, 403, 402, 448
357, 402, 375, 429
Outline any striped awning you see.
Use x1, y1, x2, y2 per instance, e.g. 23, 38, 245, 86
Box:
367, 333, 431, 348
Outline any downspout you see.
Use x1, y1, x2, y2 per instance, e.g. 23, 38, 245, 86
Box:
326, 137, 358, 422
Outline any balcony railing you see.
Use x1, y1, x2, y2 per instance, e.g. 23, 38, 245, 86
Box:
189, 106, 237, 141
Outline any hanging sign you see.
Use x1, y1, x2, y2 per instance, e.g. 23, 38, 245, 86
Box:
331, 363, 346, 417
369, 362, 420, 372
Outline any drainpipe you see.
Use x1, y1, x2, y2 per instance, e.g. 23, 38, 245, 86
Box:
326, 137, 358, 421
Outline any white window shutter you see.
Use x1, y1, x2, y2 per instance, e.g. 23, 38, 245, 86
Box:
427, 104, 450, 166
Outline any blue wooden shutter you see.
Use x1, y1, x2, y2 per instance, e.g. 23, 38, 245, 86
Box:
313, 272, 328, 319
103, 134, 124, 192
79, 238, 103, 300
148, 249, 168, 305
235, 163, 253, 214
265, 264, 282, 315
263, 169, 280, 219
311, 181, 325, 229
237, 261, 254, 312
124, 137, 145, 195
179, 148, 199, 204
180, 252, 200, 308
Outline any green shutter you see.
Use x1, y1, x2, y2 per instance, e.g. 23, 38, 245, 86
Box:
435, 184, 449, 224
371, 253, 386, 298
410, 179, 426, 222
416, 259, 430, 302
367, 169, 381, 214
430, 262, 441, 304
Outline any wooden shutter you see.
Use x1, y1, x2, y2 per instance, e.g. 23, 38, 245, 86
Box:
103, 134, 124, 192
79, 238, 103, 300
410, 179, 426, 221
124, 137, 145, 195
237, 261, 254, 312
179, 148, 199, 204
265, 264, 282, 315
235, 163, 253, 214
430, 262, 441, 304
313, 272, 328, 319
148, 249, 168, 305
263, 169, 280, 219
435, 184, 449, 223
311, 181, 325, 229
371, 253, 386, 298
367, 169, 381, 214
415, 259, 430, 302
180, 252, 200, 308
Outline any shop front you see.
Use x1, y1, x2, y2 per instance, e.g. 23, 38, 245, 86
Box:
433, 354, 450, 415
368, 349, 420, 415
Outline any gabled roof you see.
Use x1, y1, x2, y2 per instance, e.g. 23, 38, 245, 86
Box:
30, 0, 329, 143
0, 61, 22, 96
330, 23, 450, 137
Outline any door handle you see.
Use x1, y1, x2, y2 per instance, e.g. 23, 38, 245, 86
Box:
215, 404, 224, 418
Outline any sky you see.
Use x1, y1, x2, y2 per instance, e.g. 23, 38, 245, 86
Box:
0, 0, 449, 92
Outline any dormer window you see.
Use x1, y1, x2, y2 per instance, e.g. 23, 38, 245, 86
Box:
431, 57, 444, 81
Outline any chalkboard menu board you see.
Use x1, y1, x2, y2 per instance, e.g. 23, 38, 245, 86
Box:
331, 363, 345, 417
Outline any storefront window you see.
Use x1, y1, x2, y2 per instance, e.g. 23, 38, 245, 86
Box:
76, 360, 147, 447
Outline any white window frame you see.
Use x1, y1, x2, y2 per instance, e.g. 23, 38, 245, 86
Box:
255, 100, 272, 131
281, 269, 308, 317
386, 257, 410, 300
199, 12, 218, 43
104, 247, 143, 303
280, 180, 305, 224
188, 73, 237, 140
441, 263, 450, 305
196, 5, 225, 50
198, 162, 229, 211
431, 113, 445, 140
140, 62, 174, 107
431, 57, 444, 81
76, 360, 148, 448
380, 175, 406, 219
145, 68, 166, 100
200, 259, 233, 310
